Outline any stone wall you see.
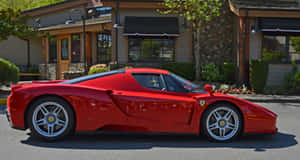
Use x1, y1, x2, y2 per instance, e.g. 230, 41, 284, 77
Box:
39, 64, 57, 80
39, 63, 85, 80
197, 1, 235, 66
69, 63, 85, 72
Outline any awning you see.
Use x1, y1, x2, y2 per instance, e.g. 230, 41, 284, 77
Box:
258, 18, 300, 33
124, 17, 179, 37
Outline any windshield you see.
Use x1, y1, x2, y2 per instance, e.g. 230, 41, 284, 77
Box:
170, 73, 203, 93
61, 70, 125, 84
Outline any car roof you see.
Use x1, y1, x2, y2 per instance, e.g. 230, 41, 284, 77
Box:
126, 68, 169, 75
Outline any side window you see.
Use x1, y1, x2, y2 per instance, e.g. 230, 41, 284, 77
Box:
163, 75, 187, 93
132, 74, 166, 91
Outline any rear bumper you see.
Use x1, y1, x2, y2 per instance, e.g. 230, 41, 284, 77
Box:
5, 108, 26, 131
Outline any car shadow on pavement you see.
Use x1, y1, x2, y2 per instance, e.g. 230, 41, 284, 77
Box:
20, 132, 297, 152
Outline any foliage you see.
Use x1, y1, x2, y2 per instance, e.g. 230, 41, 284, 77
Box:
250, 60, 269, 93
0, 0, 65, 11
88, 64, 109, 75
290, 37, 300, 53
284, 61, 300, 93
159, 0, 223, 80
63, 71, 85, 80
201, 63, 221, 82
0, 8, 38, 41
262, 48, 285, 62
219, 62, 236, 84
27, 66, 39, 73
0, 58, 19, 84
161, 62, 195, 81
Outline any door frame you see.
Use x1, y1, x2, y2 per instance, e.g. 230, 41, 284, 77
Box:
57, 35, 71, 79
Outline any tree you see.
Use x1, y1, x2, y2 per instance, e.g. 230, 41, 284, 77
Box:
0, 0, 65, 11
0, 8, 38, 41
290, 37, 300, 53
160, 0, 223, 80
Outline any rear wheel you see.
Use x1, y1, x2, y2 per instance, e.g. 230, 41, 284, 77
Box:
27, 97, 75, 141
201, 103, 242, 142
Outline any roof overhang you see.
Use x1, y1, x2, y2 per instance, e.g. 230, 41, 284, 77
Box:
123, 17, 179, 36
229, 0, 300, 18
39, 16, 112, 35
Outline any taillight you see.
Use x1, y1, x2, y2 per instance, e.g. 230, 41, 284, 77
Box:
11, 84, 22, 93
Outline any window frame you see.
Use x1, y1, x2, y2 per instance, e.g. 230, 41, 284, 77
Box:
97, 33, 112, 64
71, 33, 81, 63
60, 38, 69, 60
262, 34, 300, 64
128, 36, 176, 63
162, 74, 189, 93
48, 36, 58, 63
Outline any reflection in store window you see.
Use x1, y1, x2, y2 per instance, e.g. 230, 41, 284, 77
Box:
263, 35, 300, 63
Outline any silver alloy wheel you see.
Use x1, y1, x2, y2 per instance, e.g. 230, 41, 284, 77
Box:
206, 107, 239, 141
32, 102, 69, 138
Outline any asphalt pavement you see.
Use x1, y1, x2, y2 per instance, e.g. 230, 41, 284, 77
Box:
0, 95, 299, 160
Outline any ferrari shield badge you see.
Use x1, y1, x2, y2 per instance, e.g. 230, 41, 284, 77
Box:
199, 100, 206, 107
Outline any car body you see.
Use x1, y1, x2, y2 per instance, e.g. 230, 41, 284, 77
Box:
6, 68, 277, 141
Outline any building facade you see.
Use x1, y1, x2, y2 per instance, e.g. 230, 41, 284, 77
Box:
1, 0, 300, 86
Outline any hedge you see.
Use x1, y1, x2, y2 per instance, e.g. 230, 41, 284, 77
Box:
161, 62, 195, 81
250, 60, 269, 93
0, 58, 19, 85
88, 64, 109, 75
220, 62, 236, 84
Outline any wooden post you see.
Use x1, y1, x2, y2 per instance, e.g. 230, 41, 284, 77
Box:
238, 17, 250, 84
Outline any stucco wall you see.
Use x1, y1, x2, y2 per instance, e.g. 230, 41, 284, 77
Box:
267, 64, 300, 86
0, 36, 43, 66
114, 8, 192, 64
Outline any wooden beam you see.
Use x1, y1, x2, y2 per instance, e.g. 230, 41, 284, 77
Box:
238, 17, 250, 83
86, 32, 92, 66
229, 2, 240, 16
45, 23, 112, 36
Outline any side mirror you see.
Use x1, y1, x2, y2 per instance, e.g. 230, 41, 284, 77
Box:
204, 84, 214, 96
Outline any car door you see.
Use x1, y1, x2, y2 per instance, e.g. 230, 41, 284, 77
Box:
112, 73, 196, 125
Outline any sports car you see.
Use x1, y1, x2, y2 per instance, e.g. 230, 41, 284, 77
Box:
6, 68, 277, 142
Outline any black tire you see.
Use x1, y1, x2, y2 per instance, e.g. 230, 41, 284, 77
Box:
27, 97, 75, 141
201, 103, 243, 142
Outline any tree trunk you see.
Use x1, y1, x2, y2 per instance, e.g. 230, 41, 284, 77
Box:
194, 28, 201, 81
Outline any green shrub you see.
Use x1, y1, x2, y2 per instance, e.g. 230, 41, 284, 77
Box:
0, 58, 19, 84
284, 62, 300, 93
161, 62, 195, 81
250, 60, 269, 93
88, 64, 109, 75
220, 62, 236, 84
201, 63, 221, 82
27, 66, 39, 73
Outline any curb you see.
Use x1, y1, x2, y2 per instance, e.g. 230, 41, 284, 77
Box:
0, 98, 7, 104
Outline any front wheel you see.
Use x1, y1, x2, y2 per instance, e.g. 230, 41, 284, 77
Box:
201, 103, 242, 142
27, 97, 75, 141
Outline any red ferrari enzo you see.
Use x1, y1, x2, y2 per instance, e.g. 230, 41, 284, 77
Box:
6, 68, 277, 142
